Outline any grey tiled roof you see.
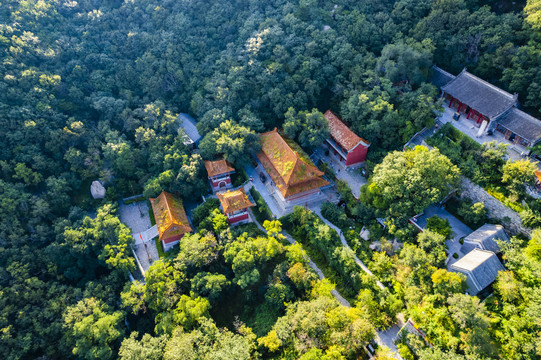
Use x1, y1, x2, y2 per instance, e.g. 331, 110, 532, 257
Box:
442, 70, 517, 119
451, 249, 505, 295
430, 66, 455, 89
178, 113, 201, 144
460, 224, 508, 254
497, 107, 541, 144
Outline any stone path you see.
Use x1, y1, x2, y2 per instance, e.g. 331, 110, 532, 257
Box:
309, 206, 386, 290
118, 201, 160, 275
247, 175, 402, 358
244, 164, 287, 217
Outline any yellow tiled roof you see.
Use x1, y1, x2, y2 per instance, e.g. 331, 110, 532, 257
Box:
217, 188, 255, 213
149, 191, 192, 241
257, 129, 329, 198
204, 159, 235, 177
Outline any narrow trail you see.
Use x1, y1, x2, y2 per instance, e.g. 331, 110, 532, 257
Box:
248, 202, 402, 359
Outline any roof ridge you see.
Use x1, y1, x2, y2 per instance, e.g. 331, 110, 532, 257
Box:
431, 65, 455, 79
510, 107, 541, 122
462, 71, 516, 101
163, 192, 174, 226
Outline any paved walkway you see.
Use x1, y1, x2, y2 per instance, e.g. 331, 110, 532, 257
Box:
119, 201, 160, 275
247, 174, 402, 358
438, 106, 528, 162
312, 146, 367, 199
244, 164, 288, 218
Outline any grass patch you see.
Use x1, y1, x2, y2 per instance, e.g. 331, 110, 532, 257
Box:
154, 237, 165, 259
148, 205, 156, 226
148, 204, 165, 259
124, 194, 147, 204
249, 187, 273, 223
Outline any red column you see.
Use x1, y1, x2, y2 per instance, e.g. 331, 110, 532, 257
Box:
449, 97, 454, 108
467, 108, 473, 119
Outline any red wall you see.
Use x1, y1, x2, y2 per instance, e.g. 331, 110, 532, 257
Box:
162, 233, 184, 245
210, 176, 231, 189
345, 144, 369, 166
227, 213, 249, 224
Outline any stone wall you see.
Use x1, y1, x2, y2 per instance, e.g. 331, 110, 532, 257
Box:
459, 177, 530, 236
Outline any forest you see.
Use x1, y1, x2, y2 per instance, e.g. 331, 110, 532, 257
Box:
2, 0, 541, 359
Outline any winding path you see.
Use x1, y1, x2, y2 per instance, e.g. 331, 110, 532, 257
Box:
309, 206, 386, 290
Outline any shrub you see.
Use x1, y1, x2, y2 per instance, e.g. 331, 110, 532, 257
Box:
453, 253, 459, 259
231, 168, 248, 187
249, 187, 273, 223
398, 343, 415, 360
318, 161, 336, 181
321, 202, 354, 230
426, 215, 452, 240
192, 198, 220, 228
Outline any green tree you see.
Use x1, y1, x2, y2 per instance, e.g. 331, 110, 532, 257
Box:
119, 332, 168, 360
283, 107, 330, 149
502, 159, 537, 198
63, 298, 125, 360
361, 146, 460, 219
199, 120, 261, 165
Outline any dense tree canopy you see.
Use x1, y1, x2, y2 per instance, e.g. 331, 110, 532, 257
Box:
2, 0, 541, 358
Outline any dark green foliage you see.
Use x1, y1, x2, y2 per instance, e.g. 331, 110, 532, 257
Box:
321, 202, 354, 230
2, 0, 541, 358
446, 197, 488, 229
231, 168, 248, 187
249, 187, 273, 224
426, 123, 507, 188
192, 198, 221, 229
426, 216, 452, 240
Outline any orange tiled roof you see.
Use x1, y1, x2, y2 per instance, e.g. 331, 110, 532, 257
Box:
217, 188, 255, 214
149, 191, 192, 241
535, 171, 541, 183
256, 129, 329, 198
204, 159, 235, 178
324, 110, 370, 151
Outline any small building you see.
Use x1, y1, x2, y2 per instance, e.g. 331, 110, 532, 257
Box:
257, 129, 330, 204
204, 159, 235, 192
217, 188, 255, 225
460, 224, 509, 255
324, 110, 370, 167
450, 249, 505, 295
178, 113, 202, 148
150, 191, 192, 251
495, 107, 541, 149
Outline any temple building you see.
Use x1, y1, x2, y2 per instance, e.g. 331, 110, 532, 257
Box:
324, 110, 370, 167
217, 188, 255, 225
204, 159, 235, 192
257, 129, 329, 206
432, 66, 541, 149
149, 191, 192, 251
